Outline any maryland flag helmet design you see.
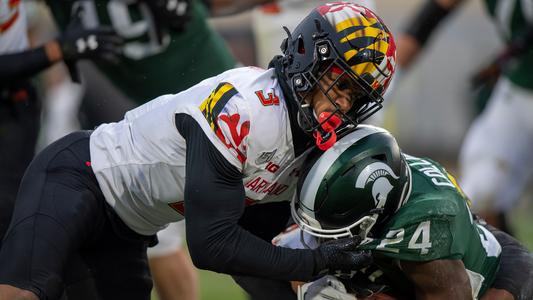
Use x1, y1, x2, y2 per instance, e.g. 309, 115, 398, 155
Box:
279, 2, 396, 140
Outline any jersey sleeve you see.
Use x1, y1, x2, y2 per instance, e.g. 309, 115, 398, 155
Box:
198, 82, 250, 171
360, 213, 462, 262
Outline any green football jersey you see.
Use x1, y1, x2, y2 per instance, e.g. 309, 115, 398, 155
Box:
483, 0, 533, 90
46, 0, 236, 104
359, 154, 501, 298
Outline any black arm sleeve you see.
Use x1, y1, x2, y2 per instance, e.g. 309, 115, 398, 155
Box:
404, 0, 459, 46
0, 46, 52, 84
175, 113, 321, 281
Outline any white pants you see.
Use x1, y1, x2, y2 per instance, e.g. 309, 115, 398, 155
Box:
459, 77, 533, 212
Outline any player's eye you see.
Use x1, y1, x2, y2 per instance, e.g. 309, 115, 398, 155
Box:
337, 79, 350, 91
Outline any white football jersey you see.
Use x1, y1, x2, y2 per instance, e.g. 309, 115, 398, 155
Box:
0, 0, 29, 54
90, 67, 310, 235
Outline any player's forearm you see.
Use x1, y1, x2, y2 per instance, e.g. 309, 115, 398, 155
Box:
398, 0, 463, 69
401, 259, 471, 300
186, 216, 319, 281
205, 0, 273, 17
0, 41, 61, 83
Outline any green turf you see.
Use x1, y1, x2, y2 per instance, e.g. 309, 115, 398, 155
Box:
509, 199, 533, 251
151, 269, 248, 300
198, 270, 248, 300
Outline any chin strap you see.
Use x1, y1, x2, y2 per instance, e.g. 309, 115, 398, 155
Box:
314, 112, 342, 151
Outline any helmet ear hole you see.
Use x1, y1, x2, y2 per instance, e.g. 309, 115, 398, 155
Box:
371, 154, 386, 162
297, 36, 306, 54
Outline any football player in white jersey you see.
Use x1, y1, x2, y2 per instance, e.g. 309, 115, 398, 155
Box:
0, 3, 396, 299
0, 0, 121, 250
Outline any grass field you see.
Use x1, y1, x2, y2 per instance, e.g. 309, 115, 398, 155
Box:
151, 269, 248, 300
197, 270, 248, 300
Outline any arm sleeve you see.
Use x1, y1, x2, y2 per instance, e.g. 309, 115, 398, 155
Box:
176, 113, 321, 281
0, 47, 53, 83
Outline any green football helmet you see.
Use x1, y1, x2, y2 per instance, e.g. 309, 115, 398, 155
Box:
291, 125, 411, 240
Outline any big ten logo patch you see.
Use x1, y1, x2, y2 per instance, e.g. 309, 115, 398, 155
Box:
255, 89, 279, 106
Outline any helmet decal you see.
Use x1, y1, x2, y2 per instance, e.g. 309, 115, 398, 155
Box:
355, 162, 399, 208
318, 2, 396, 92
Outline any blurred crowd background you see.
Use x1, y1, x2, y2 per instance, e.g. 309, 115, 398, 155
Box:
5, 0, 532, 299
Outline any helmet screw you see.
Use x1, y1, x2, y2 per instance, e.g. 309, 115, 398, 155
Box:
318, 44, 329, 56
295, 77, 303, 86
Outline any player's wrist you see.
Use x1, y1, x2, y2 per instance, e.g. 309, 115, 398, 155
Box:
45, 40, 63, 63
312, 247, 328, 277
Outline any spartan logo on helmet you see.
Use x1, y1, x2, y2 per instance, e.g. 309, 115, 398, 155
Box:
355, 162, 400, 209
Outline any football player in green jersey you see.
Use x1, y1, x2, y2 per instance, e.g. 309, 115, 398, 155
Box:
394, 0, 533, 235
290, 125, 533, 300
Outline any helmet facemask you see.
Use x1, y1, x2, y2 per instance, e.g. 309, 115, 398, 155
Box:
292, 42, 386, 136
291, 196, 381, 241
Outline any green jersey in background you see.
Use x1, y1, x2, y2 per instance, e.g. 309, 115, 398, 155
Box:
483, 0, 533, 90
46, 0, 236, 104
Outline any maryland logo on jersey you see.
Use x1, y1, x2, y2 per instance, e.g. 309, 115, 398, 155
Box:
318, 2, 396, 94
0, 0, 21, 34
199, 82, 250, 164
199, 82, 239, 131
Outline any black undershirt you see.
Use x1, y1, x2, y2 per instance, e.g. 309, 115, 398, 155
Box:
175, 113, 321, 281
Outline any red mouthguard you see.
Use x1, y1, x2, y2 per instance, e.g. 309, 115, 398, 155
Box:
314, 112, 342, 151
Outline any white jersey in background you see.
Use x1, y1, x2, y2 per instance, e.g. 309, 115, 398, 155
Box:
251, 0, 376, 68
0, 0, 28, 54
90, 67, 309, 235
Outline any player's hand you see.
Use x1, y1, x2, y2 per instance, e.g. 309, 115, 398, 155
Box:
144, 0, 192, 32
58, 9, 123, 63
315, 236, 372, 275
298, 275, 356, 300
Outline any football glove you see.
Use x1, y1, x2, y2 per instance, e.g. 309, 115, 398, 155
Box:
298, 275, 356, 300
58, 9, 123, 63
144, 0, 192, 32
315, 236, 373, 276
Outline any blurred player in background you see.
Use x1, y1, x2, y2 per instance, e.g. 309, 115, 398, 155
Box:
251, 0, 376, 69
287, 125, 533, 300
0, 0, 121, 248
0, 3, 396, 299
395, 0, 533, 234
